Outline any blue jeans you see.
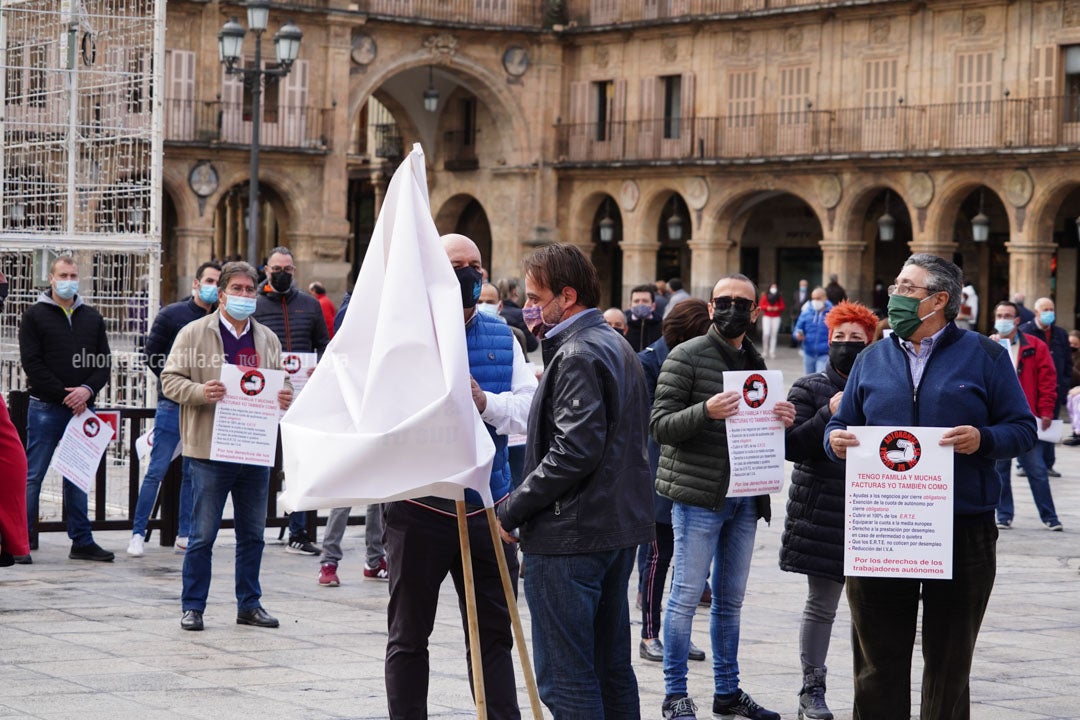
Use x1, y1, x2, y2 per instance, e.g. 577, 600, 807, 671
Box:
25, 398, 94, 546
664, 498, 758, 697
803, 351, 828, 376
523, 548, 639, 719
182, 458, 270, 612
996, 450, 1059, 525
131, 398, 193, 537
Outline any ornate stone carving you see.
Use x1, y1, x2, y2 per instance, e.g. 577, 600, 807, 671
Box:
1066, 0, 1080, 26
685, 177, 709, 210
964, 12, 985, 36
620, 180, 640, 212
784, 27, 803, 53
594, 44, 610, 68
870, 18, 890, 44
818, 174, 842, 209
732, 31, 750, 57
661, 38, 678, 63
423, 33, 459, 55
907, 172, 935, 209
1005, 169, 1034, 208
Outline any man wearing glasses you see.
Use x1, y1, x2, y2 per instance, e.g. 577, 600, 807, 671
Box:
162, 261, 294, 631
651, 273, 796, 720
253, 246, 329, 555
826, 254, 1035, 720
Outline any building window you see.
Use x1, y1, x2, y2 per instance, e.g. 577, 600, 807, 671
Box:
28, 44, 47, 108
461, 96, 477, 146
727, 70, 757, 128
594, 80, 613, 141
6, 46, 22, 104
662, 74, 681, 139
778, 66, 811, 124
1065, 45, 1080, 122
242, 61, 280, 123
956, 51, 992, 115
864, 59, 897, 120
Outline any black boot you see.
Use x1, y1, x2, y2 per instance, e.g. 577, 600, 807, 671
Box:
797, 665, 833, 720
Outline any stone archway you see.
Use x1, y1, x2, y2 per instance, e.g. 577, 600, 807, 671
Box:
435, 194, 492, 271
211, 180, 291, 266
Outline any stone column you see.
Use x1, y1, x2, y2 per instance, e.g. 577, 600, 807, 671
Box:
1006, 237, 1056, 303
819, 236, 867, 303
619, 240, 659, 308
907, 233, 957, 260
175, 227, 215, 293
687, 237, 733, 299
286, 230, 349, 297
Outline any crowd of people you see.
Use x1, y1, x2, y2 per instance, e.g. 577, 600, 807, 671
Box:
1, 243, 1076, 720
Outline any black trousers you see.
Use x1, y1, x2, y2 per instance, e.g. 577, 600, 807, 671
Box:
384, 500, 521, 720
640, 521, 674, 639
847, 519, 997, 720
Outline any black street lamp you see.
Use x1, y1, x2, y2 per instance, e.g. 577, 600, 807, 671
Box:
877, 190, 896, 242
971, 190, 990, 243
218, 0, 303, 265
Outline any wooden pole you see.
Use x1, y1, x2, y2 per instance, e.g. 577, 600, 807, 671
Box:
455, 500, 488, 720
485, 507, 543, 720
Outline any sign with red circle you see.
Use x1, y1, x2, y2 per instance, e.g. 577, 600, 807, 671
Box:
240, 369, 266, 396
742, 373, 768, 408
879, 429, 921, 472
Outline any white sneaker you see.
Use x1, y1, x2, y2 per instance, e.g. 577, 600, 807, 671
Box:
175, 536, 188, 553
127, 534, 145, 557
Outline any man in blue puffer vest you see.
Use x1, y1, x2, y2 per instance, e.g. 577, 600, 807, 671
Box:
382, 233, 537, 720
826, 253, 1036, 720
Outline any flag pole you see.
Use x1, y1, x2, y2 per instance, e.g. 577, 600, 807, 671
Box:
456, 499, 488, 720
485, 507, 543, 719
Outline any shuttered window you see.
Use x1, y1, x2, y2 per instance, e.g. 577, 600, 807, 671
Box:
778, 65, 811, 124
727, 70, 757, 127
956, 51, 993, 115
864, 58, 897, 119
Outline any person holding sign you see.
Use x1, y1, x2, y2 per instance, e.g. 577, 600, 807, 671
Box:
989, 301, 1062, 531
650, 273, 796, 720
19, 255, 114, 563
826, 254, 1036, 720
779, 301, 879, 720
162, 261, 293, 632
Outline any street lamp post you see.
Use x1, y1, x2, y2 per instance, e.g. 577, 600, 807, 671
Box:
218, 0, 302, 266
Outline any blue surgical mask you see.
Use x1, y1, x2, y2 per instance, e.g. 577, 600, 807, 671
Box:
476, 302, 500, 317
1040, 311, 1056, 326
994, 319, 1016, 336
225, 294, 256, 321
54, 280, 78, 300
197, 284, 219, 304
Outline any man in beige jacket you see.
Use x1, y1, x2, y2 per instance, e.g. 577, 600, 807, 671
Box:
162, 261, 293, 632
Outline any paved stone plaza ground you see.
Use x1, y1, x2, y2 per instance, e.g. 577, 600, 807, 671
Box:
3, 345, 1079, 719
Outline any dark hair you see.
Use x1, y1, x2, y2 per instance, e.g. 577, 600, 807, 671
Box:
667, 277, 683, 292
522, 244, 600, 309
994, 300, 1019, 316
195, 261, 222, 281
630, 284, 656, 301
310, 282, 326, 295
662, 298, 710, 349
904, 254, 962, 321
218, 261, 259, 291
268, 246, 293, 260
716, 272, 759, 300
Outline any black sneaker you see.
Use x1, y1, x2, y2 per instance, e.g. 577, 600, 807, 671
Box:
662, 694, 698, 719
1062, 434, 1080, 446
1047, 468, 1062, 478
13, 555, 32, 565
286, 535, 321, 556
69, 543, 115, 562
712, 690, 780, 720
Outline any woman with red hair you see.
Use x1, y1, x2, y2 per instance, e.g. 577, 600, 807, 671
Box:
0, 395, 29, 566
779, 301, 878, 720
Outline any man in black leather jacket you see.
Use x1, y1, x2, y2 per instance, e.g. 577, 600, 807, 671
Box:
497, 243, 654, 719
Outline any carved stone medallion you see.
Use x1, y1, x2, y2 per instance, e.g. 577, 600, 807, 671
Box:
1005, 169, 1034, 208
620, 180, 640, 212
964, 12, 985, 36
594, 44, 610, 68
818, 174, 842, 209
870, 18, 890, 44
732, 31, 750, 57
907, 172, 935, 209
784, 27, 803, 53
661, 38, 678, 63
685, 177, 709, 211
424, 33, 459, 55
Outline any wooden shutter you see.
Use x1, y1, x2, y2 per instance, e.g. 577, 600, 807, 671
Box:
610, 78, 627, 158
221, 65, 245, 143
281, 59, 308, 147
567, 80, 589, 158
956, 51, 992, 111
638, 75, 658, 158
164, 50, 195, 140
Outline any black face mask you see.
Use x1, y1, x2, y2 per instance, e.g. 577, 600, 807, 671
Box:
454, 266, 483, 309
712, 307, 752, 339
269, 271, 292, 293
829, 341, 866, 376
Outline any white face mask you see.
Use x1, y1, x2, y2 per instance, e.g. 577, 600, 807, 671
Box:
811, 299, 825, 311
476, 302, 500, 317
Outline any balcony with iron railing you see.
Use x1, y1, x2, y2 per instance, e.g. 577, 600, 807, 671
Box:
163, 98, 332, 151
356, 0, 544, 28
569, 0, 907, 28
443, 130, 479, 171
555, 96, 1080, 165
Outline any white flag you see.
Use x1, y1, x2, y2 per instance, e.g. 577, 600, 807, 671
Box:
279, 144, 495, 510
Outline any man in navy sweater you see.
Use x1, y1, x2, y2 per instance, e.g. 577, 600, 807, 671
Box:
826, 254, 1036, 720
127, 261, 220, 556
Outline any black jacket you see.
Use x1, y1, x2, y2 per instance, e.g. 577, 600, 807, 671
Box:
625, 314, 662, 352
499, 300, 538, 353
498, 310, 654, 554
779, 363, 846, 583
19, 293, 111, 404
1019, 319, 1070, 412
144, 297, 214, 377
253, 285, 330, 355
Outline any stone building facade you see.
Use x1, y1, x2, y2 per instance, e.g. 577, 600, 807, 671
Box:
161, 0, 1080, 330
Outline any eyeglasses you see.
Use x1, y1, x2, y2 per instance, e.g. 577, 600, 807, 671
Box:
713, 296, 754, 312
226, 285, 257, 297
887, 283, 931, 297
268, 265, 296, 274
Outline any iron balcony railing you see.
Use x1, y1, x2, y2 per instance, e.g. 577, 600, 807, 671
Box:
443, 130, 479, 170
357, 0, 543, 28
577, 0, 844, 25
555, 96, 1080, 164
163, 98, 333, 151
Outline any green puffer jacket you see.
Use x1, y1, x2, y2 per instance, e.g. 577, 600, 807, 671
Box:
649, 327, 771, 521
